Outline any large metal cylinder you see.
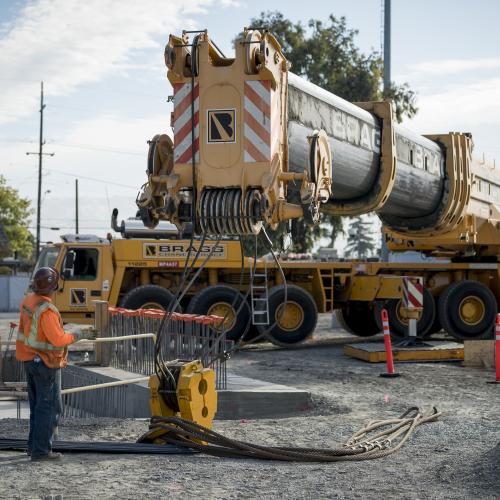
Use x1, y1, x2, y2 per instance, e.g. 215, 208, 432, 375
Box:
287, 73, 446, 230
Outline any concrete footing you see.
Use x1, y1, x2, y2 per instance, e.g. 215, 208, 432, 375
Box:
463, 340, 495, 369
66, 365, 312, 420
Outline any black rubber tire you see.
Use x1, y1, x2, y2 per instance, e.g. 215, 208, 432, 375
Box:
336, 302, 380, 337
438, 280, 496, 340
120, 285, 180, 311
426, 306, 443, 336
257, 285, 318, 346
375, 287, 436, 339
187, 285, 250, 342
240, 325, 267, 344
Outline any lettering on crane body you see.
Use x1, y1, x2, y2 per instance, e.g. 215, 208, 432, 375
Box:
143, 242, 227, 259
331, 109, 381, 154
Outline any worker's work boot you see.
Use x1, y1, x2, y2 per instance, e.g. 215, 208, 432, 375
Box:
31, 451, 63, 462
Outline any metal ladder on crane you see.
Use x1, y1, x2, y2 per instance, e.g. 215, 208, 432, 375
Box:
250, 262, 269, 325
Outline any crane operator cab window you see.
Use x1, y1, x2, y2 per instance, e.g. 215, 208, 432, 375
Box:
62, 248, 99, 281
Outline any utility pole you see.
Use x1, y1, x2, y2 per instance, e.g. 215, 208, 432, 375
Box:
75, 179, 79, 234
26, 81, 54, 259
383, 0, 391, 94
380, 0, 391, 261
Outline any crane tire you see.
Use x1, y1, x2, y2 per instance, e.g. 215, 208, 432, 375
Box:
438, 280, 496, 340
240, 326, 266, 344
187, 285, 251, 342
375, 287, 436, 339
426, 309, 443, 336
257, 285, 317, 346
120, 285, 181, 312
336, 302, 380, 337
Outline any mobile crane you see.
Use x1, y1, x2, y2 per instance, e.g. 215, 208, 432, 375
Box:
35, 209, 404, 345
135, 28, 499, 341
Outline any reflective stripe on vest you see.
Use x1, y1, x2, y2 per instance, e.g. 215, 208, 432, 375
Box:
22, 304, 34, 319
17, 301, 64, 351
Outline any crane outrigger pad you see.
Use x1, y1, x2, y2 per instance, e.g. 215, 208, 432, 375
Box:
344, 341, 464, 363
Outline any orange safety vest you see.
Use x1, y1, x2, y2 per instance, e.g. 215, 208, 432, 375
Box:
16, 293, 73, 368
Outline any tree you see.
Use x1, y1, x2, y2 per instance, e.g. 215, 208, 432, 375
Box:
0, 176, 33, 259
345, 216, 377, 259
238, 12, 417, 252
243, 12, 417, 121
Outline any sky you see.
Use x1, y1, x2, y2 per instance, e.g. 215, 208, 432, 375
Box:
1, 0, 499, 252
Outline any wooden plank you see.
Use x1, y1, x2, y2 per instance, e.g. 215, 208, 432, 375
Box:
344, 341, 464, 363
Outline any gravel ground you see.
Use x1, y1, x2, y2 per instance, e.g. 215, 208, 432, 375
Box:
0, 314, 498, 499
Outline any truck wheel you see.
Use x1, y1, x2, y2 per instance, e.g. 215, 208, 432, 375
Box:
438, 280, 496, 340
426, 310, 443, 336
336, 303, 380, 337
120, 285, 181, 311
240, 326, 266, 344
187, 285, 250, 342
376, 287, 436, 339
257, 285, 317, 346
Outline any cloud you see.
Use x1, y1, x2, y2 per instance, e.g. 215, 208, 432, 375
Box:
0, 0, 235, 124
2, 110, 174, 242
397, 57, 500, 151
396, 58, 500, 82
405, 76, 500, 132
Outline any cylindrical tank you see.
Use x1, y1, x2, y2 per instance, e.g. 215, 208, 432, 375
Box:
287, 73, 446, 230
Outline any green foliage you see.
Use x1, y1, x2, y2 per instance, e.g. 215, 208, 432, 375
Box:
237, 11, 418, 253
0, 175, 33, 259
243, 11, 417, 121
345, 216, 377, 259
383, 82, 417, 123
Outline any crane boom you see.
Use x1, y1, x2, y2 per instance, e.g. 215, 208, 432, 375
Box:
137, 28, 499, 260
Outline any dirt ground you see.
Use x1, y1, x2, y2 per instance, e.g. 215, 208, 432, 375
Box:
0, 314, 498, 499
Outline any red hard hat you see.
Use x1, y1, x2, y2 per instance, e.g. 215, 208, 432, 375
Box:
31, 267, 60, 295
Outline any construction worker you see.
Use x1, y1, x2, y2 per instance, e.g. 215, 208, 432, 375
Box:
16, 266, 92, 461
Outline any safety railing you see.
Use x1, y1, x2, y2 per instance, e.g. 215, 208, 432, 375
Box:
0, 322, 24, 384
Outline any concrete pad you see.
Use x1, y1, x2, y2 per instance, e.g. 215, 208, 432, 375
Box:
463, 340, 495, 369
218, 373, 312, 419
64, 365, 311, 420
0, 397, 28, 419
344, 341, 464, 363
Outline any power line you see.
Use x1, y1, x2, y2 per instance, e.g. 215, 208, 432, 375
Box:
0, 137, 146, 156
46, 140, 144, 156
44, 168, 138, 189
0, 77, 164, 97
43, 217, 110, 221
7, 164, 139, 189
30, 225, 112, 230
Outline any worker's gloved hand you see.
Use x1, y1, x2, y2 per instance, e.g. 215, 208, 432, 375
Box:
72, 329, 96, 342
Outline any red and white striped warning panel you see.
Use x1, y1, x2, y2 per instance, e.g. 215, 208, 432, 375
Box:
402, 277, 424, 309
244, 80, 279, 163
173, 82, 199, 164
381, 309, 390, 334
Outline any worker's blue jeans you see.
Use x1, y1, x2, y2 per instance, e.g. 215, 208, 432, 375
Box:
25, 357, 62, 458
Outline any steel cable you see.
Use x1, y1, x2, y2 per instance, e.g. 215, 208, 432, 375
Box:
204, 227, 289, 366
138, 407, 441, 462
